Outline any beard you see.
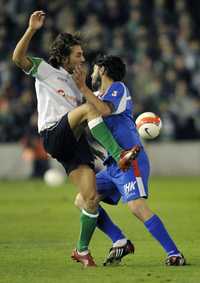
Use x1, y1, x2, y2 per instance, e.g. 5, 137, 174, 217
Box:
91, 74, 101, 91
66, 65, 74, 74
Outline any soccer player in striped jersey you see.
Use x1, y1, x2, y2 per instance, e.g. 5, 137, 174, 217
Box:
74, 55, 186, 266
12, 11, 140, 267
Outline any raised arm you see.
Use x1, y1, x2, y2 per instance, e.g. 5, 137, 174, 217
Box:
12, 11, 45, 72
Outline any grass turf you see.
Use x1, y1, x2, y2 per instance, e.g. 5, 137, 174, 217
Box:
0, 177, 200, 283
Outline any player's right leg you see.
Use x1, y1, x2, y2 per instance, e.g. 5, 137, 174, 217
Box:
69, 165, 98, 267
74, 166, 135, 266
40, 115, 98, 267
74, 190, 135, 267
68, 103, 141, 171
69, 165, 98, 214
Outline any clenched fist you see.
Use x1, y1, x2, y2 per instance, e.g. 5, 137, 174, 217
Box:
29, 11, 45, 31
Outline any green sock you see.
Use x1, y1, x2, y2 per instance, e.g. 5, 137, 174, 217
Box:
77, 209, 98, 252
88, 117, 122, 162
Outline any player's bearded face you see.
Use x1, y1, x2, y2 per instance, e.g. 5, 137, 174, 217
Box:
91, 65, 101, 91
63, 45, 85, 74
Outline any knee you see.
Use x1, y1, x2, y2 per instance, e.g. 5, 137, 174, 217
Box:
128, 201, 141, 216
74, 192, 98, 212
128, 199, 153, 222
85, 102, 94, 112
74, 193, 84, 209
81, 190, 98, 212
85, 194, 98, 211
84, 103, 99, 117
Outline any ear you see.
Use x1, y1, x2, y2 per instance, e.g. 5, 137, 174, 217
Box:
100, 66, 105, 75
63, 56, 69, 65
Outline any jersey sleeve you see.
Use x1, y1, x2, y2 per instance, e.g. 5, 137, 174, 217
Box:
25, 56, 53, 80
102, 82, 127, 114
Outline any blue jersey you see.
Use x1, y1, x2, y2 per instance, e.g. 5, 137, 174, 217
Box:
96, 81, 150, 203
99, 81, 142, 149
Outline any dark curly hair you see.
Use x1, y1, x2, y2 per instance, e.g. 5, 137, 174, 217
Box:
94, 55, 126, 81
48, 32, 82, 68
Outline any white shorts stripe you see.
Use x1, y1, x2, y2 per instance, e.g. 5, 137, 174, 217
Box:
136, 177, 146, 197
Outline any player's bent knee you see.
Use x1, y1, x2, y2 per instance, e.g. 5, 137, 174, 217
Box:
75, 192, 98, 212
84, 194, 98, 211
74, 193, 84, 209
85, 102, 94, 112
84, 103, 99, 118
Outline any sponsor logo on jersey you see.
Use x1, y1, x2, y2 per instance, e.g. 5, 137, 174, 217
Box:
57, 77, 68, 82
57, 89, 78, 106
57, 89, 65, 96
124, 181, 137, 195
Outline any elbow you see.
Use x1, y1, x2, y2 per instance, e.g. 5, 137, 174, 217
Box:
12, 51, 21, 67
12, 51, 17, 63
12, 55, 19, 66
101, 106, 112, 117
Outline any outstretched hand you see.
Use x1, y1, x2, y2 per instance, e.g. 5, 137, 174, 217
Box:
29, 11, 45, 31
73, 64, 87, 90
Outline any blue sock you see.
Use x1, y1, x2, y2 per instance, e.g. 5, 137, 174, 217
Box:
144, 214, 179, 256
97, 206, 126, 243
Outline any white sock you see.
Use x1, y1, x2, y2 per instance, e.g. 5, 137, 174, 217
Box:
88, 117, 103, 129
113, 238, 127, 248
168, 253, 181, 257
77, 249, 89, 256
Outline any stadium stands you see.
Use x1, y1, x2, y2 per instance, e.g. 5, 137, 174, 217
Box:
0, 0, 199, 142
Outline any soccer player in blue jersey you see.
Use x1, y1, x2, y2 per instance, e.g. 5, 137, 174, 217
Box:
73, 55, 186, 266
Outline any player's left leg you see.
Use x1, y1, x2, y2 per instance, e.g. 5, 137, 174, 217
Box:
122, 154, 185, 266
68, 103, 141, 170
127, 198, 186, 266
110, 152, 186, 266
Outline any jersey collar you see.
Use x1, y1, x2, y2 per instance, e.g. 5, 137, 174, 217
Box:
59, 67, 72, 78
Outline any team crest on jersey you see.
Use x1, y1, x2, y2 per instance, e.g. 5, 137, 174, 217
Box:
112, 91, 118, 96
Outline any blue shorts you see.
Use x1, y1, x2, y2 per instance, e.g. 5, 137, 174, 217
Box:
96, 150, 150, 204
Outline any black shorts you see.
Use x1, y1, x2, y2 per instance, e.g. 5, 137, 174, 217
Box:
40, 113, 94, 175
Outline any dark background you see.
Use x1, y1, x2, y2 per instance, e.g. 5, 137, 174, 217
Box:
0, 0, 200, 143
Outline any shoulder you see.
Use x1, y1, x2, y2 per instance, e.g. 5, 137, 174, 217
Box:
107, 81, 126, 96
110, 81, 124, 90
27, 57, 56, 79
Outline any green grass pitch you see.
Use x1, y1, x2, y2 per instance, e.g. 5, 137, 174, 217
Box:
0, 177, 200, 283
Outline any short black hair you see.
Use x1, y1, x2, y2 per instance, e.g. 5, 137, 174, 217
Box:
94, 55, 126, 81
48, 32, 82, 68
